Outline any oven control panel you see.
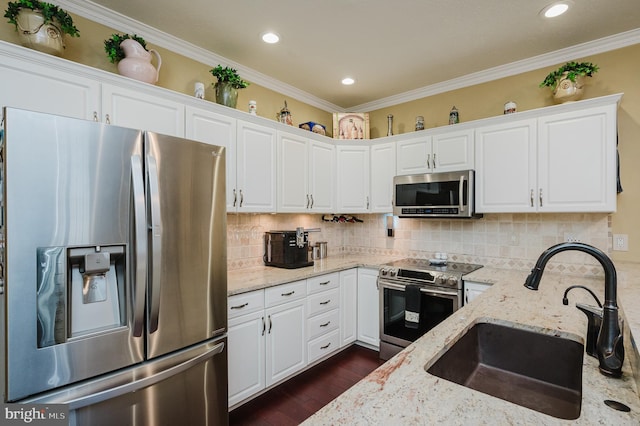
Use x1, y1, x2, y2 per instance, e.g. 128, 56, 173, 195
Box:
379, 267, 461, 288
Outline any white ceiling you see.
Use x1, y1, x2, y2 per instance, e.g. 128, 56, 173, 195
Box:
66, 1, 639, 110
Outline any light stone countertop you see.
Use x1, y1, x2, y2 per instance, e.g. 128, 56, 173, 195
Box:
228, 256, 640, 425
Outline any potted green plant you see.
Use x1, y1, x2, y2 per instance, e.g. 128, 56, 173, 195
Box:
4, 0, 79, 56
209, 65, 250, 108
539, 61, 599, 103
104, 33, 148, 64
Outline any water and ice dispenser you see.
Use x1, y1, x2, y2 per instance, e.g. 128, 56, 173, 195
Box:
36, 245, 126, 348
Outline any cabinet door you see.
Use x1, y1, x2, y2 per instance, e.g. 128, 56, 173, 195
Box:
277, 132, 309, 212
357, 268, 380, 349
396, 136, 431, 175
432, 129, 474, 172
464, 281, 491, 305
336, 145, 370, 212
236, 121, 277, 212
228, 310, 265, 407
0, 55, 100, 121
308, 140, 336, 212
102, 83, 185, 136
265, 299, 306, 386
475, 119, 537, 213
537, 105, 617, 212
340, 269, 358, 347
185, 106, 237, 210
370, 142, 396, 213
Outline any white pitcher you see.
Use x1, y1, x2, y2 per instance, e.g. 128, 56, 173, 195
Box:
117, 39, 162, 85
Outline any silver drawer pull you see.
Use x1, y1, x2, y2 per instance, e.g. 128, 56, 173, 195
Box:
281, 291, 295, 296
230, 303, 248, 310
320, 321, 331, 327
320, 300, 331, 305
320, 342, 331, 350
319, 281, 330, 286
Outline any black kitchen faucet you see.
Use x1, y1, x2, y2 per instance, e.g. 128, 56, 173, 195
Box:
524, 242, 624, 378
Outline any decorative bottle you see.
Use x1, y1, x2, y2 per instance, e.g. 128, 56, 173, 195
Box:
387, 114, 393, 136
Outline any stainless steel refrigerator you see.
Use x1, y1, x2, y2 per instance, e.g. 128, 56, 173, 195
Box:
0, 107, 228, 425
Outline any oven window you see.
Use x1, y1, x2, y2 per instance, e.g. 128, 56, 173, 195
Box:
395, 181, 467, 207
382, 287, 455, 342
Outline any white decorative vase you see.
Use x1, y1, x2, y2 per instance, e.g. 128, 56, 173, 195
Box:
117, 39, 162, 85
553, 72, 585, 103
15, 9, 65, 57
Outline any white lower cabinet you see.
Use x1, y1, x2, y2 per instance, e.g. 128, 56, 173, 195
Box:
464, 280, 492, 305
340, 268, 358, 347
307, 273, 341, 364
357, 268, 380, 349
227, 280, 306, 407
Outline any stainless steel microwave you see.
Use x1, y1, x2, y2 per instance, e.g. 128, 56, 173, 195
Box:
393, 170, 481, 218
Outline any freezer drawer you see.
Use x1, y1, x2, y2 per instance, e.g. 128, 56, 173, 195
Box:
24, 338, 228, 426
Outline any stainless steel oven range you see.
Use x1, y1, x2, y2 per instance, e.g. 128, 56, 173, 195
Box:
378, 258, 483, 360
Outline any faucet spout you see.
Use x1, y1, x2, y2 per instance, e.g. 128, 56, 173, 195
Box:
524, 242, 624, 378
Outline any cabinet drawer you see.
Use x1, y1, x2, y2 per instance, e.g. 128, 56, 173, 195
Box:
307, 288, 340, 317
307, 272, 340, 295
308, 329, 341, 364
228, 290, 264, 319
265, 280, 307, 308
307, 308, 339, 341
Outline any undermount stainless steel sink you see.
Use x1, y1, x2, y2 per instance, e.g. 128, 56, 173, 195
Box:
426, 321, 584, 420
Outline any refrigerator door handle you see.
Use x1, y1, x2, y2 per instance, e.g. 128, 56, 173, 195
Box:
131, 155, 147, 337
146, 154, 163, 334
53, 341, 225, 410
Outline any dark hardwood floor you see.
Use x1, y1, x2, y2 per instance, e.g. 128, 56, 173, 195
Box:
229, 345, 384, 425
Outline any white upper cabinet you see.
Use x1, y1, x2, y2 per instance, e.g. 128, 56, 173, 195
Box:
185, 106, 237, 210
101, 83, 185, 137
475, 97, 619, 213
277, 132, 335, 213
396, 128, 473, 175
236, 120, 277, 213
370, 142, 396, 213
336, 145, 370, 213
0, 46, 100, 121
475, 118, 537, 212
536, 104, 617, 212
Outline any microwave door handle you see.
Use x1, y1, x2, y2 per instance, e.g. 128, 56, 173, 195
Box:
146, 154, 163, 334
130, 155, 147, 338
459, 175, 466, 212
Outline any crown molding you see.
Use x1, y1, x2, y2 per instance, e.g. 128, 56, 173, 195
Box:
56, 1, 639, 113
349, 28, 640, 112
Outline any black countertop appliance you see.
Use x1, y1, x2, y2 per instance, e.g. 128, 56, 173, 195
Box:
264, 228, 314, 269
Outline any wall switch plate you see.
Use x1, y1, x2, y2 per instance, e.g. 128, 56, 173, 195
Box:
613, 234, 629, 251
564, 232, 581, 243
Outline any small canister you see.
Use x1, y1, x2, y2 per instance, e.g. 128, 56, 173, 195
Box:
449, 106, 459, 125
504, 101, 517, 114
315, 242, 328, 259
415, 116, 425, 131
249, 100, 257, 115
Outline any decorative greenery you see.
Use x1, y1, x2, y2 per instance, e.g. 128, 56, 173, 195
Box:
209, 65, 250, 89
104, 33, 147, 63
4, 0, 79, 37
539, 61, 599, 90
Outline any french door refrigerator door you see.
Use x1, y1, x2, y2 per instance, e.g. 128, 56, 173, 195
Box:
144, 132, 227, 359
2, 108, 145, 401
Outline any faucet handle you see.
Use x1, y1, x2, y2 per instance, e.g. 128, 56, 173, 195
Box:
575, 303, 602, 358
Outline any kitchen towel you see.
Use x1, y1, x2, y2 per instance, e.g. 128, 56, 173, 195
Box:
405, 284, 421, 329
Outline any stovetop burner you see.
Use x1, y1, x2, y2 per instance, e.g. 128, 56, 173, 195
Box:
383, 258, 483, 277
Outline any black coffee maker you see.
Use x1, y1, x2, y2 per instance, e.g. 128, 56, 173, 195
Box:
263, 228, 314, 269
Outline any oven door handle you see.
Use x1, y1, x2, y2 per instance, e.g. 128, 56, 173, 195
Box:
378, 279, 458, 298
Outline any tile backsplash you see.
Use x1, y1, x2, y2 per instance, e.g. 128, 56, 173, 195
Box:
227, 212, 612, 276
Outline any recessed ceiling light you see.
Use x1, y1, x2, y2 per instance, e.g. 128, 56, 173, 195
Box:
261, 32, 280, 44
342, 77, 355, 85
541, 1, 571, 18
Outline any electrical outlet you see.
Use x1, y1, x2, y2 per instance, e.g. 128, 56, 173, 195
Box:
564, 232, 581, 243
613, 234, 629, 251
